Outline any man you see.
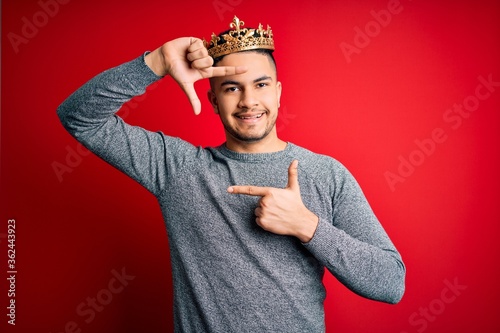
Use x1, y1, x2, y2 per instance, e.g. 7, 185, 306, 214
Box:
58, 16, 405, 333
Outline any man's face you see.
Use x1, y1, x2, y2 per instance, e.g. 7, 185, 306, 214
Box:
208, 52, 282, 144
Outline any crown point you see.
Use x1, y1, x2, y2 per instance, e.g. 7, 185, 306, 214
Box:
266, 25, 273, 38
257, 23, 264, 35
230, 16, 244, 33
210, 33, 219, 46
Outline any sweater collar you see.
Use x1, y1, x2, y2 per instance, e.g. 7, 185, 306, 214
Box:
216, 142, 292, 162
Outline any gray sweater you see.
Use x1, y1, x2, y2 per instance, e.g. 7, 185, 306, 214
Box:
57, 54, 405, 332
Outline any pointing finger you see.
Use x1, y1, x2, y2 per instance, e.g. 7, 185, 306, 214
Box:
227, 185, 270, 196
209, 65, 248, 78
286, 160, 300, 191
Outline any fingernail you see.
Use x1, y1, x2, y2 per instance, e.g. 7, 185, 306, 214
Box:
227, 187, 234, 193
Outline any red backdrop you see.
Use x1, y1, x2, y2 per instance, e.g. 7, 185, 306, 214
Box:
1, 0, 499, 332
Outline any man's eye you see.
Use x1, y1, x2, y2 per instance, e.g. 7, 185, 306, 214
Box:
257, 83, 268, 88
225, 87, 239, 93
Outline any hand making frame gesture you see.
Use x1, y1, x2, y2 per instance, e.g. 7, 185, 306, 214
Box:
145, 37, 247, 115
228, 160, 319, 243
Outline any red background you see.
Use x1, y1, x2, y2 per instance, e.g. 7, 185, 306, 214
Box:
1, 0, 500, 332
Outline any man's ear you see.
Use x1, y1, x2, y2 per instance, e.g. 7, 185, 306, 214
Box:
207, 90, 219, 114
276, 81, 282, 108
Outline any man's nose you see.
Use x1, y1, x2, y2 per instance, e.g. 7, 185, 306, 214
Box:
238, 89, 258, 109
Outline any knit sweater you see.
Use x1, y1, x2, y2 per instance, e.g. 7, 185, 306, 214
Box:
57, 54, 405, 333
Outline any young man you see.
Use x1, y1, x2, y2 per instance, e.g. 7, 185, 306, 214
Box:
58, 16, 405, 333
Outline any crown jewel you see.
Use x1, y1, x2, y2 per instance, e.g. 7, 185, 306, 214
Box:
203, 16, 275, 59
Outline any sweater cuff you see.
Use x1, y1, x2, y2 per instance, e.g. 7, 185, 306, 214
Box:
138, 51, 164, 81
302, 218, 338, 264
141, 51, 165, 79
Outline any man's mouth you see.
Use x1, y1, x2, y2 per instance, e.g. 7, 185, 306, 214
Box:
235, 112, 265, 120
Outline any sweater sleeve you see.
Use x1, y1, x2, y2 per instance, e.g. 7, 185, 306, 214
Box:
303, 163, 406, 304
57, 54, 194, 196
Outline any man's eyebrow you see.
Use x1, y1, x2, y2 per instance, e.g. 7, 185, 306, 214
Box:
220, 80, 240, 87
220, 76, 273, 87
253, 75, 272, 83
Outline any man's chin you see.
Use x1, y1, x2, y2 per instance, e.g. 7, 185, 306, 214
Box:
224, 122, 276, 144
233, 133, 266, 143
228, 129, 269, 143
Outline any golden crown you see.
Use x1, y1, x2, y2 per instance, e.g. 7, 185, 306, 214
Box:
203, 16, 275, 59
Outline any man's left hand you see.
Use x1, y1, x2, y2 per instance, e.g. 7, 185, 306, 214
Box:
227, 160, 319, 243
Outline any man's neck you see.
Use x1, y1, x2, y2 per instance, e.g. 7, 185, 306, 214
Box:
225, 135, 287, 154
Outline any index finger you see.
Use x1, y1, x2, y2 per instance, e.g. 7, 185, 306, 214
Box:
227, 185, 270, 196
209, 65, 248, 78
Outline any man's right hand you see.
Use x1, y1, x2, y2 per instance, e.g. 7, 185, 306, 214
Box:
145, 37, 247, 115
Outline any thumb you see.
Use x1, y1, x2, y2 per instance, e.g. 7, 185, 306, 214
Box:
287, 160, 300, 191
180, 82, 201, 115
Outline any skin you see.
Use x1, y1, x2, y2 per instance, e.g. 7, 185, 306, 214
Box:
145, 37, 318, 242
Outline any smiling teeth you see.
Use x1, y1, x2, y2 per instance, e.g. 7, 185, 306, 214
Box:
238, 114, 263, 119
